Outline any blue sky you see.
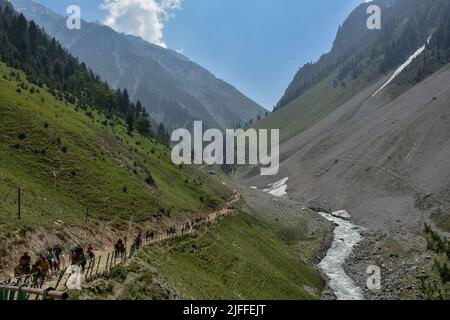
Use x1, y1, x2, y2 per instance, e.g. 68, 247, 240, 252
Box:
33, 0, 364, 109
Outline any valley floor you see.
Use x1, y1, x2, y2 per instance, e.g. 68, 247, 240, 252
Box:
70, 208, 330, 300
0, 180, 332, 300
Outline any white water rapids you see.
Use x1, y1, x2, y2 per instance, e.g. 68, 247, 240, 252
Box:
253, 177, 365, 299
318, 212, 365, 300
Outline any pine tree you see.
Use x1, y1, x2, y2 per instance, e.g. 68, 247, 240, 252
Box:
120, 89, 130, 114
136, 116, 151, 136
126, 112, 134, 134
0, 1, 172, 142
157, 123, 168, 145
136, 100, 143, 116
28, 20, 38, 52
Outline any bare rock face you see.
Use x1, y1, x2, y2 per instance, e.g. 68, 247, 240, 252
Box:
240, 66, 450, 232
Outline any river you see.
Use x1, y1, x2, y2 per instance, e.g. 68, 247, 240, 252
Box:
318, 212, 365, 300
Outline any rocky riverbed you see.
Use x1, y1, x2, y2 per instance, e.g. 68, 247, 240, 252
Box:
343, 228, 435, 300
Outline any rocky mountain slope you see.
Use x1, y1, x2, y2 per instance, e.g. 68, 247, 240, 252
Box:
239, 0, 450, 298
244, 66, 450, 229
244, 0, 450, 227
275, 0, 420, 110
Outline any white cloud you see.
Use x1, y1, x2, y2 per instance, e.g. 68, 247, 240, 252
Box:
101, 0, 182, 48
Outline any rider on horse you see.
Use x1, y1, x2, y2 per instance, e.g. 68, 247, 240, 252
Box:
19, 252, 31, 275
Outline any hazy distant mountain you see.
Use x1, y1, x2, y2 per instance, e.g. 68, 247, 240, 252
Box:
11, 0, 265, 130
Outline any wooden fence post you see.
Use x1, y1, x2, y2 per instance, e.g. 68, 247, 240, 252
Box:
95, 256, 101, 276
105, 253, 110, 272
84, 259, 93, 281
54, 268, 67, 290
17, 188, 21, 220
109, 251, 114, 270
89, 258, 96, 279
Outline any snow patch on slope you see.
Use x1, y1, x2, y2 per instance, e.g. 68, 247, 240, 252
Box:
372, 37, 431, 97
263, 177, 288, 197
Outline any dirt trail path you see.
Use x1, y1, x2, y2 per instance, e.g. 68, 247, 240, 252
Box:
11, 192, 241, 291
82, 192, 239, 277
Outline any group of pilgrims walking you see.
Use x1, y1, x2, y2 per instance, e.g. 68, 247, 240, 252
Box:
11, 216, 213, 287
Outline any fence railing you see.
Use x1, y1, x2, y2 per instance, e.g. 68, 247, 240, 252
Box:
0, 285, 68, 300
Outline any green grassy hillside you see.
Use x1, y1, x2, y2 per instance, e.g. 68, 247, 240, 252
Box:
74, 211, 326, 300
253, 67, 372, 143
0, 62, 232, 234
0, 62, 327, 302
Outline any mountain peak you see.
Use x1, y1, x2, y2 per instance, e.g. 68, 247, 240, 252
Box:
275, 0, 419, 110
10, 0, 265, 130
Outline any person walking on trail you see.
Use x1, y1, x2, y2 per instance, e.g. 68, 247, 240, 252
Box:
114, 238, 125, 258
71, 245, 87, 273
87, 244, 95, 259
39, 255, 50, 286
75, 244, 83, 256
30, 262, 42, 288
76, 245, 87, 273
47, 248, 59, 271
132, 234, 142, 252
148, 230, 156, 242
129, 234, 140, 256
19, 252, 31, 275
70, 249, 78, 266
54, 245, 63, 264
